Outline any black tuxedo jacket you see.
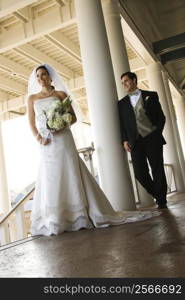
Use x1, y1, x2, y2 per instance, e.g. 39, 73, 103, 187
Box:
118, 90, 166, 149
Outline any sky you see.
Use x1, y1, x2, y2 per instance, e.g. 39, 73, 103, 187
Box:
2, 115, 39, 193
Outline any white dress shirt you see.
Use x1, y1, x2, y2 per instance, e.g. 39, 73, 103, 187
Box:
129, 89, 141, 107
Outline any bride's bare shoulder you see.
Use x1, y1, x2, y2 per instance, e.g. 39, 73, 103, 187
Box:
55, 90, 67, 100
28, 93, 41, 103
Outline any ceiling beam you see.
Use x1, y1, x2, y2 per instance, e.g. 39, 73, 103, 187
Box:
0, 3, 76, 54
153, 33, 185, 55
0, 75, 26, 94
67, 76, 85, 92
180, 77, 185, 90
45, 32, 81, 64
135, 69, 147, 82
153, 33, 185, 65
0, 0, 38, 19
0, 90, 11, 101
120, 12, 155, 65
0, 95, 25, 115
15, 44, 74, 79
9, 110, 25, 115
55, 0, 66, 7
160, 47, 185, 64
12, 11, 29, 23
129, 57, 145, 71
0, 55, 30, 78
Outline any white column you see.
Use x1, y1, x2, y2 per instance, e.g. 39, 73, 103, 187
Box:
75, 0, 136, 210
162, 72, 185, 182
102, 0, 154, 206
174, 95, 185, 159
137, 181, 154, 207
146, 62, 185, 192
0, 121, 10, 213
101, 0, 129, 99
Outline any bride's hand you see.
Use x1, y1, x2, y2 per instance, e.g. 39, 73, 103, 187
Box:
36, 133, 51, 145
41, 137, 51, 145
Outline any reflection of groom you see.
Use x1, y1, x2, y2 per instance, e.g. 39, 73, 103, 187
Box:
118, 71, 168, 209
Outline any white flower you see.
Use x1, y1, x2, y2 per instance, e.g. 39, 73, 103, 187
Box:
48, 117, 65, 130
144, 96, 150, 101
62, 112, 73, 124
43, 96, 73, 131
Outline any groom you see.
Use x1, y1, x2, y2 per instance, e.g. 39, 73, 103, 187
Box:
118, 71, 168, 209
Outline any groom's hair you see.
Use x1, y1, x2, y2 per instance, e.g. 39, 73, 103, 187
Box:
121, 71, 137, 84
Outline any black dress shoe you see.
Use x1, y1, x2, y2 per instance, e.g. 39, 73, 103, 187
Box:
157, 204, 168, 209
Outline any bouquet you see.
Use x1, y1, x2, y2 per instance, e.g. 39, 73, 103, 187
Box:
43, 96, 73, 132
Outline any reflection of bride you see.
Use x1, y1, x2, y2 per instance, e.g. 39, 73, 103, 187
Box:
27, 63, 160, 236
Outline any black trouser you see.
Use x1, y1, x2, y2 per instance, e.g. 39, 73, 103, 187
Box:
131, 133, 167, 205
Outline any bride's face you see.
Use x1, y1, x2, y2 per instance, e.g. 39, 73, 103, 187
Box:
36, 68, 52, 87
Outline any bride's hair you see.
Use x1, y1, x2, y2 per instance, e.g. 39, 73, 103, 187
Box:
36, 65, 49, 75
28, 63, 68, 95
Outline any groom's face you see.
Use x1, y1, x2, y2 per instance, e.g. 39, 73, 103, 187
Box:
121, 75, 137, 93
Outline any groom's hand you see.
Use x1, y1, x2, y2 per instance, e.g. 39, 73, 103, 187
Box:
123, 141, 131, 152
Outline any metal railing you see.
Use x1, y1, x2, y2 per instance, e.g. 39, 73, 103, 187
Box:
129, 159, 176, 204
0, 186, 34, 246
78, 143, 95, 176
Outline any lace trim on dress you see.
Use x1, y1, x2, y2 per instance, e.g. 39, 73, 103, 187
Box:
31, 208, 160, 236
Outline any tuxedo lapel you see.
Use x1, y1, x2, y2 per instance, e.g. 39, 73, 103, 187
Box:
124, 95, 133, 111
123, 95, 136, 123
124, 95, 131, 105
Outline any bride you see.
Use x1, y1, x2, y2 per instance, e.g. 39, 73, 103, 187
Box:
27, 63, 160, 236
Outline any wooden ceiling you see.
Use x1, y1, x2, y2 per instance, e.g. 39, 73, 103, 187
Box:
0, 0, 149, 122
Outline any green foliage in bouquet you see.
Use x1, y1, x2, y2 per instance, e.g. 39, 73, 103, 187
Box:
43, 96, 73, 131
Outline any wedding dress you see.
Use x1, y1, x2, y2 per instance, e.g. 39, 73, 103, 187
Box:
31, 96, 160, 236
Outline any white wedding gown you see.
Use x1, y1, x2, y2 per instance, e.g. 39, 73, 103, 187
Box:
31, 96, 160, 236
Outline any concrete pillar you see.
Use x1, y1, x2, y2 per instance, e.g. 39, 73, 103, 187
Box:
0, 121, 10, 214
146, 62, 185, 192
162, 72, 185, 182
173, 95, 185, 159
75, 0, 136, 210
101, 0, 129, 99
